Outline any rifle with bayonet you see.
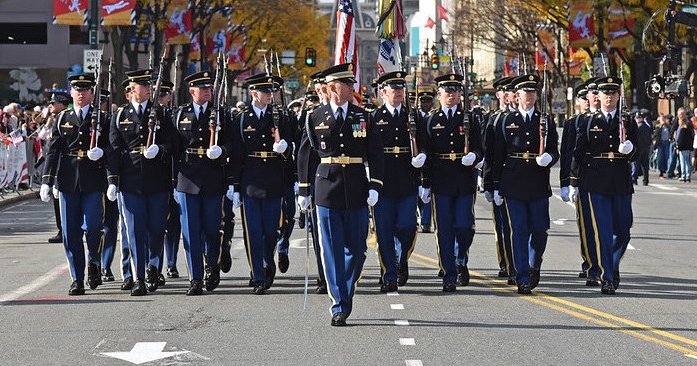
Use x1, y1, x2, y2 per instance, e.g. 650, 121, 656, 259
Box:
619, 62, 627, 144
539, 60, 549, 156
147, 48, 169, 147
90, 49, 104, 150
171, 53, 180, 110
106, 57, 113, 118
209, 52, 225, 148
263, 53, 281, 143
404, 71, 419, 158
461, 56, 471, 154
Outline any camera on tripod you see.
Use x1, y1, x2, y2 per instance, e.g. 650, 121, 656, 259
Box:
646, 74, 690, 99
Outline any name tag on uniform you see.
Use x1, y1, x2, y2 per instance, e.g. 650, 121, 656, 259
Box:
120, 119, 133, 125
244, 125, 256, 132
507, 123, 519, 129
180, 118, 192, 124
590, 126, 603, 132
61, 122, 73, 128
376, 120, 388, 125
315, 122, 329, 130
432, 123, 445, 130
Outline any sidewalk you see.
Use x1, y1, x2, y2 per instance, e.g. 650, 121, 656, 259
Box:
0, 189, 39, 208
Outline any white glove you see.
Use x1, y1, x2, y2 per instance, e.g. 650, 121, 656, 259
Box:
367, 189, 379, 207
173, 189, 180, 204
143, 144, 159, 159
535, 152, 553, 167
87, 147, 103, 161
461, 152, 477, 166
52, 186, 59, 199
233, 192, 241, 208
273, 139, 288, 154
418, 186, 431, 204
206, 145, 222, 159
293, 182, 299, 195
225, 185, 235, 201
560, 186, 570, 202
106, 184, 118, 202
618, 141, 633, 154
411, 153, 426, 168
298, 195, 310, 211
40, 184, 51, 202
475, 160, 484, 170
484, 191, 493, 203
569, 186, 578, 202
493, 190, 503, 206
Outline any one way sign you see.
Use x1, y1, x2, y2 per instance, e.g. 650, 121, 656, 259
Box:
83, 50, 103, 73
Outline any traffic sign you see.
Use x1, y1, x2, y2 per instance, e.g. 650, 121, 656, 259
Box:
285, 79, 300, 89
281, 50, 296, 65
83, 50, 103, 74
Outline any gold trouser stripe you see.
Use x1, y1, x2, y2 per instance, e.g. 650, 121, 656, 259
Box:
241, 198, 254, 278
587, 192, 605, 279
316, 203, 339, 315
58, 193, 75, 280
118, 194, 138, 280
370, 205, 387, 282
431, 196, 445, 274
503, 199, 518, 274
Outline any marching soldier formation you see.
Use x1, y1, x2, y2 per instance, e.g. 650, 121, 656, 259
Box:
39, 53, 636, 326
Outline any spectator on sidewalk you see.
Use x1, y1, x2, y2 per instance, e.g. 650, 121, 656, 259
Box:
675, 115, 694, 183
633, 112, 652, 186
693, 116, 697, 174
653, 114, 672, 178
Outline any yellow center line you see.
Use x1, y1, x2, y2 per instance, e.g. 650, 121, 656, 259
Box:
407, 252, 697, 357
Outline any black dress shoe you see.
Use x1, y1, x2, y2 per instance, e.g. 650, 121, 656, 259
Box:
264, 266, 276, 289
601, 281, 616, 295
613, 271, 621, 290
87, 265, 102, 290
530, 269, 540, 289
331, 312, 348, 326
498, 268, 509, 278
442, 282, 457, 292
121, 277, 134, 291
157, 274, 166, 286
48, 232, 63, 243
457, 265, 470, 286
585, 276, 599, 287
102, 268, 115, 282
315, 281, 327, 294
253, 282, 267, 295
186, 280, 204, 296
204, 266, 221, 291
131, 280, 147, 296
397, 263, 409, 286
437, 269, 444, 278
380, 280, 398, 293
421, 226, 432, 233
298, 212, 306, 229
278, 253, 290, 273
68, 280, 85, 296
517, 282, 532, 294
578, 271, 588, 278
507, 275, 517, 286
166, 266, 179, 278
220, 245, 232, 273
146, 265, 159, 292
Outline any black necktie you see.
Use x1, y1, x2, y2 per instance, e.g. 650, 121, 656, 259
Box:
447, 108, 453, 122
259, 110, 264, 120
337, 107, 344, 124
525, 113, 531, 124
138, 104, 143, 119
394, 109, 399, 119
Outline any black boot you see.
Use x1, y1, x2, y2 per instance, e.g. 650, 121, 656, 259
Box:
48, 231, 62, 243
146, 265, 159, 292
87, 264, 102, 290
204, 265, 221, 291
457, 265, 469, 286
68, 280, 85, 296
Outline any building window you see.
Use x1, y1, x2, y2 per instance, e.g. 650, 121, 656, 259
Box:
69, 26, 89, 45
0, 23, 47, 44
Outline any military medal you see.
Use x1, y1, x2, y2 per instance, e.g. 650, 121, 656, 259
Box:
352, 124, 358, 138
360, 122, 366, 137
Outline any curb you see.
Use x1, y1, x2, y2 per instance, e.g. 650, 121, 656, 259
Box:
0, 191, 40, 208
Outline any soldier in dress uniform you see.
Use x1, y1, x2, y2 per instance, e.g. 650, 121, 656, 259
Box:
416, 89, 435, 234
39, 73, 113, 295
229, 73, 292, 295
491, 74, 559, 294
173, 71, 235, 295
370, 71, 423, 292
107, 69, 176, 295
571, 76, 636, 295
417, 73, 483, 292
559, 83, 597, 286
45, 92, 71, 244
297, 63, 385, 326
482, 76, 515, 283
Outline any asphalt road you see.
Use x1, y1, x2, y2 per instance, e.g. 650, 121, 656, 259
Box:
0, 169, 695, 366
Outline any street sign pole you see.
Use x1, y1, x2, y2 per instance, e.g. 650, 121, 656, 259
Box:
89, 0, 100, 49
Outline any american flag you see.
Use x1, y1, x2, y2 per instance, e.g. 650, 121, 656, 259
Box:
335, 0, 359, 92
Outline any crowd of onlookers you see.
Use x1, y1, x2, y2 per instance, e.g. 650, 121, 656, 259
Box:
650, 107, 696, 183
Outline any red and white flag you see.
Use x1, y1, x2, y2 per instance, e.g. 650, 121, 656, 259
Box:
335, 0, 360, 92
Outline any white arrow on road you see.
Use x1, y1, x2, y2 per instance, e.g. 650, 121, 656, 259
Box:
100, 342, 189, 365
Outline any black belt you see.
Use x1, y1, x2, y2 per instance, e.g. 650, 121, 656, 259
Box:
248, 151, 280, 159
508, 152, 539, 159
593, 152, 627, 159
383, 146, 411, 154
438, 152, 465, 161
65, 150, 88, 158
185, 147, 208, 156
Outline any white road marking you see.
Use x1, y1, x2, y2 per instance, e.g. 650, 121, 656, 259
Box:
399, 338, 416, 346
405, 360, 423, 366
394, 319, 410, 326
386, 292, 399, 296
649, 183, 678, 191
100, 342, 189, 365
0, 263, 69, 304
391, 304, 404, 310
685, 354, 697, 360
628, 244, 637, 250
